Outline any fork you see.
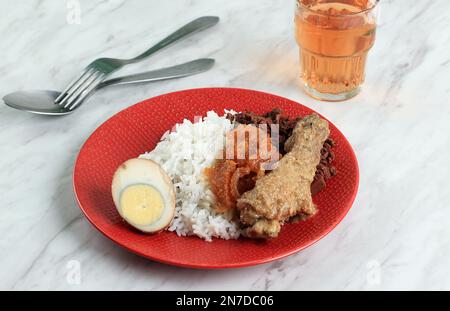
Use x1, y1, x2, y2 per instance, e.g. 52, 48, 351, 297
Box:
55, 16, 219, 110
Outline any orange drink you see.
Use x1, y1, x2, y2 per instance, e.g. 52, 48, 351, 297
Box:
295, 0, 379, 101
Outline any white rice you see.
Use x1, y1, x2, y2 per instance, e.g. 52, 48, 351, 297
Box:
139, 110, 240, 241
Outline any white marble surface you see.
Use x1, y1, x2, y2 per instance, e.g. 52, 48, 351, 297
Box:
1, 0, 450, 291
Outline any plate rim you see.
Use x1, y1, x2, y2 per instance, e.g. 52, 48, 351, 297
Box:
73, 87, 360, 269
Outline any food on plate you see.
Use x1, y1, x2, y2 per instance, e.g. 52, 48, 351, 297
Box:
311, 138, 336, 195
204, 124, 280, 213
227, 109, 337, 195
111, 158, 175, 233
139, 111, 241, 241
115, 109, 337, 241
237, 114, 330, 238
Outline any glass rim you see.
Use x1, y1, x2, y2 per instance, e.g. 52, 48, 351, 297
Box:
296, 0, 380, 17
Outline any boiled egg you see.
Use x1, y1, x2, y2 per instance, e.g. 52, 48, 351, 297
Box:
111, 158, 175, 233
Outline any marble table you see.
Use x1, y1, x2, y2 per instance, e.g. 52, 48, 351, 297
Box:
1, 0, 449, 291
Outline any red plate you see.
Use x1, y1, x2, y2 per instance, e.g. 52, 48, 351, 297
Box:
74, 88, 359, 269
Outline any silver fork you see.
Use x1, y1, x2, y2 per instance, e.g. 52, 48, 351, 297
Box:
55, 16, 219, 110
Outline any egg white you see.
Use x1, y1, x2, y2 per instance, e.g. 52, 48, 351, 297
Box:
111, 158, 175, 233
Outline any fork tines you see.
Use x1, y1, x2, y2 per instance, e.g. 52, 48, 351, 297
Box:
55, 67, 106, 110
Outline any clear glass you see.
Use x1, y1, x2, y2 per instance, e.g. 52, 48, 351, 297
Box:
295, 0, 379, 101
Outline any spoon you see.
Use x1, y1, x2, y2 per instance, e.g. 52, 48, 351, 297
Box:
3, 58, 214, 116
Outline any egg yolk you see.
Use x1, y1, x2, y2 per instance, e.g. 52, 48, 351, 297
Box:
120, 184, 164, 226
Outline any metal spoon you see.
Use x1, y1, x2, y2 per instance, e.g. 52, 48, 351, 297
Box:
3, 58, 214, 116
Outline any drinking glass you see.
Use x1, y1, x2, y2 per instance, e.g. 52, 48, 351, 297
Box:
295, 0, 379, 101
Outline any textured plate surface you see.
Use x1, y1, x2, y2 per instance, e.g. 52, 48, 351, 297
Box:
73, 88, 359, 269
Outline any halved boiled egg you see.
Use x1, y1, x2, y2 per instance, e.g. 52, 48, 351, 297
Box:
111, 158, 175, 233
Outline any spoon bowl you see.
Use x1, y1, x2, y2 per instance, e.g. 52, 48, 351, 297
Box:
4, 90, 72, 116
